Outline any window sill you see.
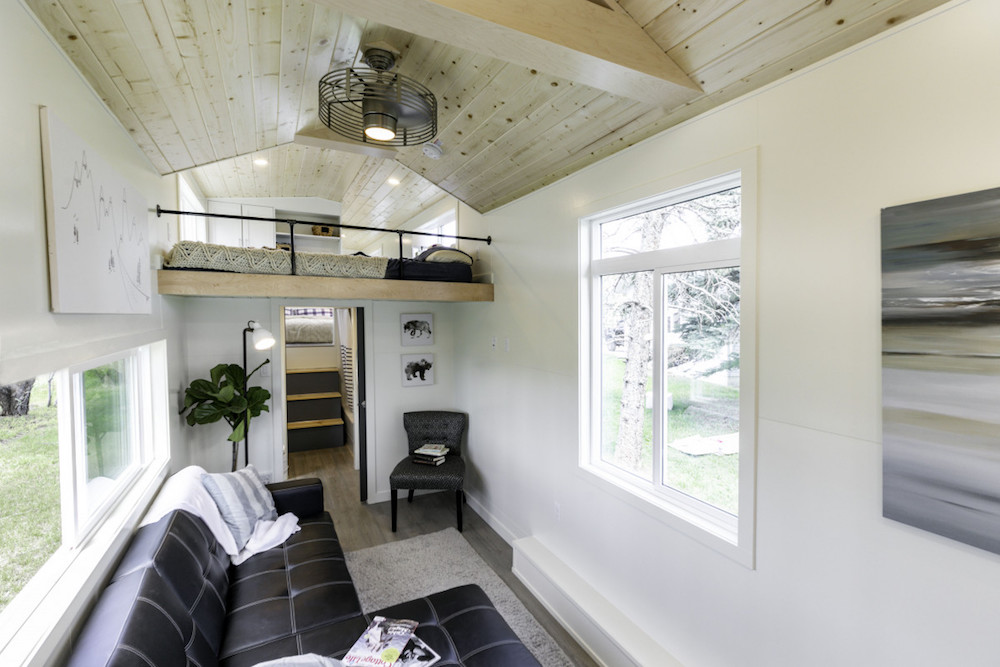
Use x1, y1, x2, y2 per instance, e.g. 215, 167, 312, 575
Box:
0, 458, 169, 666
578, 461, 754, 569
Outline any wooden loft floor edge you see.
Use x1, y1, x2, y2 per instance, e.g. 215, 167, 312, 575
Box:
156, 270, 494, 303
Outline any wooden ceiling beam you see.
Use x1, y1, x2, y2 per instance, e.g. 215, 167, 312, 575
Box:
314, 0, 701, 107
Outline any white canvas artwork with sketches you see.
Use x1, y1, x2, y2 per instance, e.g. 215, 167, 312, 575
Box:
41, 107, 151, 314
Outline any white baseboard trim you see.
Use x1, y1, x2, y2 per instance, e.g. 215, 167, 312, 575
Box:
463, 493, 518, 545
512, 536, 684, 667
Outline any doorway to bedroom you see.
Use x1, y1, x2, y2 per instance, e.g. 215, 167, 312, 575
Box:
282, 306, 369, 502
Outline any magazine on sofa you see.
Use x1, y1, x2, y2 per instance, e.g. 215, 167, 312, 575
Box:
397, 635, 440, 667
342, 617, 418, 666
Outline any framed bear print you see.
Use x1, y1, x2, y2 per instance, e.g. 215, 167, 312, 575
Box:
401, 354, 434, 387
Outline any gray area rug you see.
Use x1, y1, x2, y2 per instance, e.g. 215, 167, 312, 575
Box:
344, 528, 572, 667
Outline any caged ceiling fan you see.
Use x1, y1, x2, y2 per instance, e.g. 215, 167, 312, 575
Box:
318, 43, 438, 147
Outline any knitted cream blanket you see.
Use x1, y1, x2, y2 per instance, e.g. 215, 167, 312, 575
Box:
164, 241, 390, 279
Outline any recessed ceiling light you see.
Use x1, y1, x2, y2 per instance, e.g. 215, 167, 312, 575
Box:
387, 176, 401, 186
254, 158, 269, 166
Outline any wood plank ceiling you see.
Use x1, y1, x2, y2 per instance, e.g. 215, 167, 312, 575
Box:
26, 0, 948, 248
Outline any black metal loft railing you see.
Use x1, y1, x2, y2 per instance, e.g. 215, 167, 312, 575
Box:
156, 205, 492, 276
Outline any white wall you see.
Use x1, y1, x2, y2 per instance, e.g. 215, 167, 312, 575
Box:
0, 4, 189, 663
175, 297, 282, 477
0, 2, 184, 462
174, 296, 459, 495
362, 197, 458, 257
454, 1, 1000, 665
368, 301, 459, 502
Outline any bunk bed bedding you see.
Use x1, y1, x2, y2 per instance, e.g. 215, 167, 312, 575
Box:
163, 241, 473, 283
285, 316, 334, 344
284, 308, 335, 345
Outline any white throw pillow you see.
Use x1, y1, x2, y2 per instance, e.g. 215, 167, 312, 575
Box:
201, 464, 277, 550
415, 245, 474, 265
141, 465, 240, 555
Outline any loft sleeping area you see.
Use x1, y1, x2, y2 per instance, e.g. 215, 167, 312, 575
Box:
156, 205, 494, 303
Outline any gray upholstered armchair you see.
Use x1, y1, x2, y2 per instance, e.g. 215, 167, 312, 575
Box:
389, 410, 467, 532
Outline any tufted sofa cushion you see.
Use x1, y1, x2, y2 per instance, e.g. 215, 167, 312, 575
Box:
370, 585, 540, 667
67, 509, 231, 667
220, 512, 363, 664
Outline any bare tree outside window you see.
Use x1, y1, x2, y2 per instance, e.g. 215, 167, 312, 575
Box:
599, 188, 742, 513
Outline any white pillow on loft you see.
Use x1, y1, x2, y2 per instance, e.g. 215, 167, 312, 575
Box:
415, 245, 474, 265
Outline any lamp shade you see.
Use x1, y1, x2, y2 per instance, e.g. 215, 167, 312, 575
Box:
247, 321, 276, 350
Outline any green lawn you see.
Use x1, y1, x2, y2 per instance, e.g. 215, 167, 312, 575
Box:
601, 355, 739, 514
0, 379, 61, 612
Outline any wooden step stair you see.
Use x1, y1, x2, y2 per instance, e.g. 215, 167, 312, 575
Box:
288, 391, 342, 401
288, 417, 345, 430
286, 367, 344, 452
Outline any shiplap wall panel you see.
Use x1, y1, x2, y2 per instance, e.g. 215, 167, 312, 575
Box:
24, 0, 171, 173
26, 0, 952, 235
617, 0, 674, 28
457, 87, 619, 203
207, 0, 257, 157
439, 83, 606, 199
295, 8, 357, 128
667, 0, 815, 87
57, 0, 194, 170
248, 0, 282, 150
469, 94, 647, 209
644, 0, 743, 50
156, 0, 236, 162
277, 1, 314, 145
114, 0, 216, 167
409, 63, 535, 185
429, 70, 582, 193
689, 0, 948, 93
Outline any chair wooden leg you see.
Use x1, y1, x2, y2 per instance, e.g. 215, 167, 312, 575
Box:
391, 489, 398, 532
456, 489, 463, 532
407, 489, 415, 503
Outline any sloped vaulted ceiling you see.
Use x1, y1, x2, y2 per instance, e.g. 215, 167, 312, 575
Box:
26, 0, 948, 240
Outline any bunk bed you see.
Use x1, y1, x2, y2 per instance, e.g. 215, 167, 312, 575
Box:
155, 207, 494, 303
284, 306, 337, 345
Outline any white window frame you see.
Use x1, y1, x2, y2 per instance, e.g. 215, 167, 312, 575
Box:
178, 173, 208, 242
59, 346, 153, 544
579, 152, 758, 567
413, 210, 458, 256
0, 339, 171, 665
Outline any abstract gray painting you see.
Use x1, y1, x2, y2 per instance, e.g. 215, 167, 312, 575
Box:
882, 186, 1000, 554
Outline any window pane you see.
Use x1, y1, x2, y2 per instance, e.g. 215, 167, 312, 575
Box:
600, 271, 654, 480
81, 360, 134, 513
600, 186, 741, 258
662, 268, 740, 514
0, 375, 61, 612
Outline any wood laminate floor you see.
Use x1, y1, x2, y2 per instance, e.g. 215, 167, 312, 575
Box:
289, 445, 599, 667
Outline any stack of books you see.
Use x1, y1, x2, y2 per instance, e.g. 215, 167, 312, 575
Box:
412, 443, 450, 466
343, 616, 440, 666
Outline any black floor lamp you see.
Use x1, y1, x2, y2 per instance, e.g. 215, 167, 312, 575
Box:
243, 320, 275, 467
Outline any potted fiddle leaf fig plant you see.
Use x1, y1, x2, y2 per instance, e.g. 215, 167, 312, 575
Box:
181, 360, 271, 472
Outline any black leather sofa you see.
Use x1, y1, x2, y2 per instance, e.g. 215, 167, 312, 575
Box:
66, 478, 540, 667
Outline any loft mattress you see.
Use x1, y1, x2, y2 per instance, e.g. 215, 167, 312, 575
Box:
164, 241, 390, 279
163, 241, 474, 283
